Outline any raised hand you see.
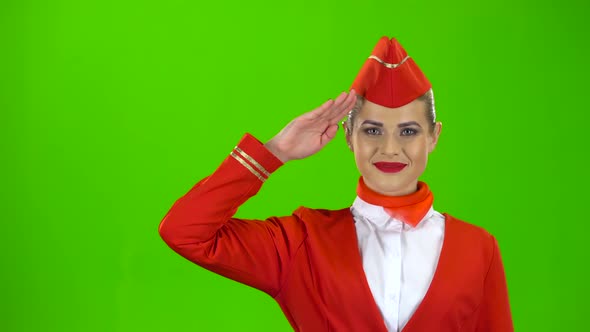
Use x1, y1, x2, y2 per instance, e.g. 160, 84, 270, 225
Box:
264, 90, 357, 163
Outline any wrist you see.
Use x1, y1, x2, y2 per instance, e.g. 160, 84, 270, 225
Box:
264, 140, 290, 163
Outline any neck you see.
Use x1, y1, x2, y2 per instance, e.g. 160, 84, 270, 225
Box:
363, 179, 419, 197
356, 177, 434, 227
357, 177, 427, 204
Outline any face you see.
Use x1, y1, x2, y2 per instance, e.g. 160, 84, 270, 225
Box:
346, 98, 442, 196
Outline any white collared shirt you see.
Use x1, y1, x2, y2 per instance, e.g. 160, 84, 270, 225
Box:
351, 196, 445, 332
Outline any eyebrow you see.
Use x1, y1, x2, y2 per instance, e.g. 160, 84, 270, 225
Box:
360, 120, 422, 128
360, 120, 384, 127
398, 121, 422, 128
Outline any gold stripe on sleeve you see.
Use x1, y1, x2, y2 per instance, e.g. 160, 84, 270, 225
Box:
230, 151, 266, 182
233, 146, 271, 177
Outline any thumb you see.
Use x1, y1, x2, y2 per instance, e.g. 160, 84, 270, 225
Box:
323, 124, 339, 140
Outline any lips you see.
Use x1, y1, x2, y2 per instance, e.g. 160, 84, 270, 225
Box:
373, 162, 407, 173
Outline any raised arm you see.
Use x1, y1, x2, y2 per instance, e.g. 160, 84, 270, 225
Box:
158, 91, 356, 296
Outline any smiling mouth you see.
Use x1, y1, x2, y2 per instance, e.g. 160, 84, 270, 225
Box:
373, 162, 407, 173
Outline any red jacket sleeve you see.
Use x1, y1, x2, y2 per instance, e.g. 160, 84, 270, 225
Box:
158, 133, 307, 297
475, 236, 514, 331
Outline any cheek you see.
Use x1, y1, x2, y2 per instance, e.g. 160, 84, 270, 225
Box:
353, 138, 378, 162
406, 140, 429, 164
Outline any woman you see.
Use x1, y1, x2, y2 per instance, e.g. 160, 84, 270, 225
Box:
159, 36, 513, 331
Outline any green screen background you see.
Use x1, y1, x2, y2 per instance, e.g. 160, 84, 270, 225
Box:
2, 0, 588, 331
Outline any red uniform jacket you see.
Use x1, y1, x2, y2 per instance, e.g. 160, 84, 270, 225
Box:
159, 134, 514, 331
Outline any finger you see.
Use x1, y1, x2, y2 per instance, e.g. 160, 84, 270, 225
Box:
321, 124, 339, 144
330, 91, 350, 113
328, 91, 357, 123
337, 91, 357, 114
317, 91, 350, 121
329, 90, 357, 118
304, 98, 335, 120
332, 91, 348, 106
339, 90, 357, 112
305, 90, 355, 122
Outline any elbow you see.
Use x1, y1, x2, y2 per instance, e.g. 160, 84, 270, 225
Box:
158, 214, 215, 265
158, 212, 212, 252
158, 214, 181, 250
158, 198, 193, 250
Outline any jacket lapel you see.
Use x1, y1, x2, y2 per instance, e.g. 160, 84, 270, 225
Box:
307, 208, 389, 331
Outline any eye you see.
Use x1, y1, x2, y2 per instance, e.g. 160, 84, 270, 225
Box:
364, 127, 382, 136
401, 128, 418, 136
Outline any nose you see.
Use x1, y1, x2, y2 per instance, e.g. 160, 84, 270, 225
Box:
380, 135, 400, 156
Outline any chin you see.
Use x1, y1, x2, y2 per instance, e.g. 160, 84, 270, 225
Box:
368, 178, 407, 195
363, 171, 419, 196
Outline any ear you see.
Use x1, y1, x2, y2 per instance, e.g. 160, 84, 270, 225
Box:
428, 122, 442, 153
344, 128, 354, 152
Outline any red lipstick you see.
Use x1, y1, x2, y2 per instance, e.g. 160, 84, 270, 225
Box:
373, 162, 407, 173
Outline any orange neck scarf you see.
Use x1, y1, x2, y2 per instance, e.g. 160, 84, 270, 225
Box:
356, 177, 434, 227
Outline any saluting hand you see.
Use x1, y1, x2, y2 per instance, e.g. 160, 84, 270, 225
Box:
264, 90, 357, 163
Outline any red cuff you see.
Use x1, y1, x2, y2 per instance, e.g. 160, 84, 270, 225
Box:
230, 133, 284, 180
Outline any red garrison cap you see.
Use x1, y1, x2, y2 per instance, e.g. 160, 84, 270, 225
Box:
351, 36, 431, 108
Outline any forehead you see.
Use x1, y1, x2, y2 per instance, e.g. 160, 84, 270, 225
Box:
357, 99, 428, 126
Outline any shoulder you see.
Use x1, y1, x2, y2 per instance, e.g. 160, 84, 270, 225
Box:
443, 213, 499, 257
292, 206, 351, 219
444, 213, 494, 239
292, 206, 351, 223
